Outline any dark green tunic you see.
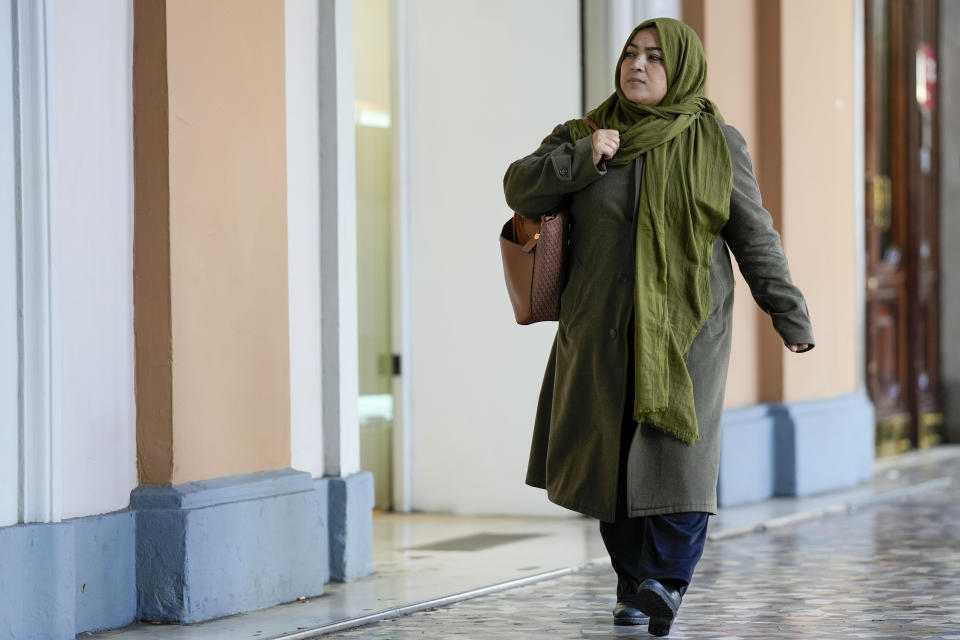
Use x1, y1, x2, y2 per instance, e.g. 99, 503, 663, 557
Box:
503, 122, 815, 522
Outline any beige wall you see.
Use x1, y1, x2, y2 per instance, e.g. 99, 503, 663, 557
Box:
779, 0, 858, 401
135, 0, 291, 484
697, 0, 859, 407
699, 0, 763, 408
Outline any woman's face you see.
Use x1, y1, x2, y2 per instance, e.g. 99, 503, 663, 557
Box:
619, 28, 668, 105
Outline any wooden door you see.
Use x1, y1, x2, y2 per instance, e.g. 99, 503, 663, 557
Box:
865, 0, 943, 457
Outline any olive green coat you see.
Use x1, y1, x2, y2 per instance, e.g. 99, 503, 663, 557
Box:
503, 122, 815, 522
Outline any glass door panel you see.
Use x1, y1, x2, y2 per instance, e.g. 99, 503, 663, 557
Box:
355, 0, 394, 510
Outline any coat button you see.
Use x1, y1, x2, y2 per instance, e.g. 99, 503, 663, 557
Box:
609, 328, 618, 339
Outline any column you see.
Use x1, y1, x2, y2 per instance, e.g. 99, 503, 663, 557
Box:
692, 0, 874, 504
775, 0, 874, 493
316, 0, 373, 582
132, 0, 325, 623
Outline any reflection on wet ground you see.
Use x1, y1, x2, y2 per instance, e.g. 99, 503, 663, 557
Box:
332, 479, 960, 639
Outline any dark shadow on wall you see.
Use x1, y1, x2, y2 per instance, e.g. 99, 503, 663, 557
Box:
753, 0, 785, 403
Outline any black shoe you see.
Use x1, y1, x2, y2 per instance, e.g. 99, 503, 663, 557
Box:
612, 601, 649, 626
634, 578, 681, 637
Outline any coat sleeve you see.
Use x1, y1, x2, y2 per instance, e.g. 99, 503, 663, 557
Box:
503, 123, 607, 219
720, 123, 816, 351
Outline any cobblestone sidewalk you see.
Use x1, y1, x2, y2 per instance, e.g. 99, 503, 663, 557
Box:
329, 479, 960, 639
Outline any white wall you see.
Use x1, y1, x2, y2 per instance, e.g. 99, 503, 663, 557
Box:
0, 0, 19, 527
52, 0, 137, 519
406, 0, 581, 516
286, 0, 325, 478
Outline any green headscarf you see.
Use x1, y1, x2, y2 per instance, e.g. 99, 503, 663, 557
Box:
566, 18, 732, 445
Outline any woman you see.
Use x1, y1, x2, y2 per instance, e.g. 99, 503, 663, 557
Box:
502, 18, 814, 637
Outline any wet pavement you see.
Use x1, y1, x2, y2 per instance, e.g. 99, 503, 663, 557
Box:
328, 477, 960, 639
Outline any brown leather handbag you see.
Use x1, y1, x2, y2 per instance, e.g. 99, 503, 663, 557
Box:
499, 211, 572, 324
499, 119, 597, 325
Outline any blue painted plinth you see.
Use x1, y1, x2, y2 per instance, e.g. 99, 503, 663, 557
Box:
322, 471, 374, 582
0, 509, 135, 639
1, 467, 369, 637
718, 405, 776, 507
0, 522, 74, 640
773, 392, 875, 496
719, 393, 875, 506
72, 510, 137, 634
132, 468, 327, 623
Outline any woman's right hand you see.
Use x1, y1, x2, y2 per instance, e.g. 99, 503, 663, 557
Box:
592, 129, 621, 166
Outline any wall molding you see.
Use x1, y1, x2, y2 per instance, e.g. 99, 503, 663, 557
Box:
285, 0, 326, 477
1, 0, 20, 527
318, 0, 360, 478
13, 0, 60, 524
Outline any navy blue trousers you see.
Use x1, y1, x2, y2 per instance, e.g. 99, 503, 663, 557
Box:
599, 498, 708, 599
599, 346, 709, 600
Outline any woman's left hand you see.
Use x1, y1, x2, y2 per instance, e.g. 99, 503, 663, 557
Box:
788, 344, 810, 353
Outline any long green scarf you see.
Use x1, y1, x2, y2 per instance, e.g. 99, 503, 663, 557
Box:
567, 18, 732, 445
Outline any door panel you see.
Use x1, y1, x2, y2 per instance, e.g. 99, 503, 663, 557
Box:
355, 0, 395, 511
866, 0, 911, 455
866, 293, 910, 456
865, 0, 943, 456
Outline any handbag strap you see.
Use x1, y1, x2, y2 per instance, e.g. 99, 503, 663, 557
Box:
584, 117, 599, 132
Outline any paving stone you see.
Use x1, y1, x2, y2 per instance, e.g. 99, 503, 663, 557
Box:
330, 483, 960, 638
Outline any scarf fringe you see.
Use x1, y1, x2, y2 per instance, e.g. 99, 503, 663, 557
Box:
635, 409, 700, 446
